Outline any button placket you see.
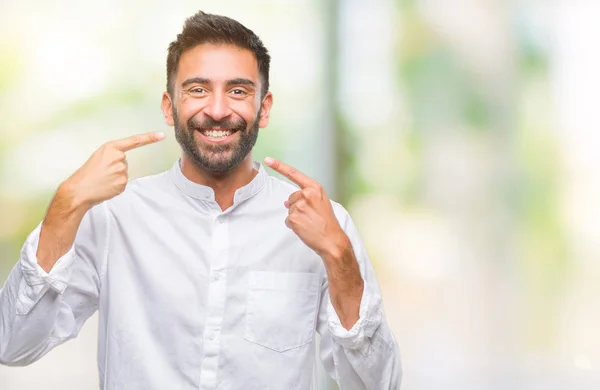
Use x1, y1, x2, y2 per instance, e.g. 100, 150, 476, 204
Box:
199, 214, 229, 389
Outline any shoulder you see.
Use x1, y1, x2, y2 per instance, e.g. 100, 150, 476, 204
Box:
331, 200, 351, 225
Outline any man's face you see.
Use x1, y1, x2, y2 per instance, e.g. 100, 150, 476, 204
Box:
163, 44, 272, 173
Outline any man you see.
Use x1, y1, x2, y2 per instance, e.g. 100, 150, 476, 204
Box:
0, 11, 401, 390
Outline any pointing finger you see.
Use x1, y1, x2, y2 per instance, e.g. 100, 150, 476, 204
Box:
111, 132, 166, 152
264, 157, 317, 189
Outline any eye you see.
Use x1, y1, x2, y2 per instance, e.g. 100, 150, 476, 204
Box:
189, 87, 206, 95
230, 89, 247, 96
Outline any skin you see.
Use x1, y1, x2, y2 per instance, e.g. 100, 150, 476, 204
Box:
36, 43, 363, 330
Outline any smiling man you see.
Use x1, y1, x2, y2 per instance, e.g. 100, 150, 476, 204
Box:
0, 11, 401, 390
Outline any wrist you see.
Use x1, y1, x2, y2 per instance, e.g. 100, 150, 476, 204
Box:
320, 231, 351, 264
57, 180, 93, 215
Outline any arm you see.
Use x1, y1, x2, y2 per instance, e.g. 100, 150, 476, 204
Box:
37, 183, 94, 273
320, 231, 364, 331
264, 156, 372, 330
0, 203, 108, 365
317, 205, 401, 389
38, 131, 164, 273
0, 131, 164, 365
263, 157, 401, 389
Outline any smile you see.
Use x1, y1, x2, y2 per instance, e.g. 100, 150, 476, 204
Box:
197, 128, 238, 143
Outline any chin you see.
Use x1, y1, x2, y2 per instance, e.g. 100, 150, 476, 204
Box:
196, 154, 238, 173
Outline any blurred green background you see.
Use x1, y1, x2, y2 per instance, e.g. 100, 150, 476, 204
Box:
1, 0, 599, 389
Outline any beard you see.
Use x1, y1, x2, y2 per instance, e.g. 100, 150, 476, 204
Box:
173, 107, 261, 174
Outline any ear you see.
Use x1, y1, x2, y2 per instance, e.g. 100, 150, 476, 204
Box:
258, 92, 273, 128
161, 92, 175, 126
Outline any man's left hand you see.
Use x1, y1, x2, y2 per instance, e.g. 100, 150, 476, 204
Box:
264, 156, 364, 330
264, 157, 347, 260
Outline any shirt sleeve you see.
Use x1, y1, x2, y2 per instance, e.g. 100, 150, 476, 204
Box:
0, 202, 109, 366
316, 203, 402, 389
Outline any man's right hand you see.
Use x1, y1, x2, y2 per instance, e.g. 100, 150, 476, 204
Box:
36, 131, 166, 272
61, 131, 166, 209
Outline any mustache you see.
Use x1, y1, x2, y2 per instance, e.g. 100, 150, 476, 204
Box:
188, 116, 247, 132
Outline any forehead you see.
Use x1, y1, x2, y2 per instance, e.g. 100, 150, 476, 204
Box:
176, 43, 259, 85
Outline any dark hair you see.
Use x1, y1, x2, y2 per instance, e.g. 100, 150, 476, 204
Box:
166, 11, 271, 98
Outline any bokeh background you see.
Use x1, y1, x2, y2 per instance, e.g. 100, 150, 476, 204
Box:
1, 0, 599, 389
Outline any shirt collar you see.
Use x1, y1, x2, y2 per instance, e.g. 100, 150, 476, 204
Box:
169, 158, 269, 204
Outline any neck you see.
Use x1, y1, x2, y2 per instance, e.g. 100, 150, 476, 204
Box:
179, 153, 258, 211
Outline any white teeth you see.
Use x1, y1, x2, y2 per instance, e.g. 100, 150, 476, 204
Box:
204, 130, 232, 138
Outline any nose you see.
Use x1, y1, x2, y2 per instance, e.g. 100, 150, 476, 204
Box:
203, 92, 232, 122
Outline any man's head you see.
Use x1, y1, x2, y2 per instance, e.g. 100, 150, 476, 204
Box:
161, 11, 273, 174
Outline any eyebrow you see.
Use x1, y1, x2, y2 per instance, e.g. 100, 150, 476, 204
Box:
181, 77, 256, 89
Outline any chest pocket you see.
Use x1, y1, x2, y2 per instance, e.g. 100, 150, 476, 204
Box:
244, 271, 321, 352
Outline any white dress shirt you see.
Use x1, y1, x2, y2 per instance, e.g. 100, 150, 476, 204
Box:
0, 160, 401, 390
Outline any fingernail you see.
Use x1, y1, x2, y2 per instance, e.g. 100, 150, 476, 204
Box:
156, 132, 166, 140
264, 157, 274, 165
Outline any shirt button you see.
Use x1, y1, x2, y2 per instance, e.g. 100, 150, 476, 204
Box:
211, 273, 221, 281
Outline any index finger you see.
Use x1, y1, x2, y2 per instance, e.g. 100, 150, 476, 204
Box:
111, 132, 166, 152
264, 157, 318, 189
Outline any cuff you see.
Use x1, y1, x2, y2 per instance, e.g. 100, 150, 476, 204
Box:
327, 280, 383, 350
16, 224, 76, 315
